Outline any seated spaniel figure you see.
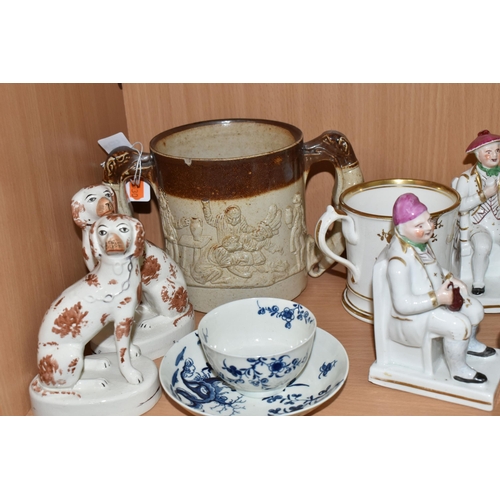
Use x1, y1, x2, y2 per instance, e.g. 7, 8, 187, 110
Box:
36, 214, 145, 391
71, 185, 195, 357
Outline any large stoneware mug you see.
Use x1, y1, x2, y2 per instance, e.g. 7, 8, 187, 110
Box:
315, 179, 460, 323
103, 118, 363, 312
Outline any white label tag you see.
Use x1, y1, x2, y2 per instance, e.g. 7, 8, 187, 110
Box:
126, 181, 151, 202
98, 132, 133, 154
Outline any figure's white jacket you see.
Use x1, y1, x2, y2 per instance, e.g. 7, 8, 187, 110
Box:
383, 232, 483, 347
454, 164, 500, 240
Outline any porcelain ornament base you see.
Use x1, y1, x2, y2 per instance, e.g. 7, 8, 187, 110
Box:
369, 349, 500, 411
90, 306, 195, 360
29, 353, 161, 416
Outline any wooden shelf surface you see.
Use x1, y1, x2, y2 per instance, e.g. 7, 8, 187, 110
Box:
145, 267, 500, 416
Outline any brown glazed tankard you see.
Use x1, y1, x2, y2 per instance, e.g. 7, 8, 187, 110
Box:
103, 118, 363, 312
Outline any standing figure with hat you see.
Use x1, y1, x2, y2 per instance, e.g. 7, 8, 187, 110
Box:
454, 130, 500, 303
384, 193, 488, 383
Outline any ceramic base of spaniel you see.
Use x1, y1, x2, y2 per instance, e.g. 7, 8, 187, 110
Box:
29, 214, 161, 415
71, 185, 195, 359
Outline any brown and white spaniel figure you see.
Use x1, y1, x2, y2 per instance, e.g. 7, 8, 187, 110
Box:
36, 214, 145, 391
71, 185, 194, 332
71, 185, 116, 271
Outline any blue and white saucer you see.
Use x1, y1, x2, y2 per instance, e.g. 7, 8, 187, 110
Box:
159, 327, 349, 416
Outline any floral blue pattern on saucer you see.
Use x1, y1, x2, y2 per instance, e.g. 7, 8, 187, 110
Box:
159, 327, 349, 416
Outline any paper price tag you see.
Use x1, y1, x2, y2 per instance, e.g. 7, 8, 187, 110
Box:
98, 132, 133, 154
126, 181, 151, 202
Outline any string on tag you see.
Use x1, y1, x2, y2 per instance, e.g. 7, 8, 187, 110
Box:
131, 142, 143, 186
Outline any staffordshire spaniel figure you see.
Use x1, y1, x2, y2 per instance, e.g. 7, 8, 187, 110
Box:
36, 214, 145, 391
71, 185, 195, 357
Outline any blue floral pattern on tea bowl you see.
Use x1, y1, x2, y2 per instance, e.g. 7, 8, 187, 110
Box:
198, 298, 317, 397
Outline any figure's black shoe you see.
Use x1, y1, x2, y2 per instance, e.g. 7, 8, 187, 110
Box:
453, 372, 487, 384
467, 346, 496, 357
472, 286, 485, 295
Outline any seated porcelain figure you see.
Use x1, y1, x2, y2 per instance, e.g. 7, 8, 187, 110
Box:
71, 184, 195, 359
374, 193, 495, 385
452, 130, 500, 301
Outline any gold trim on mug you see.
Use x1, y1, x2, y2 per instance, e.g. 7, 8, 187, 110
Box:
339, 179, 460, 220
346, 282, 373, 301
315, 220, 322, 242
341, 160, 360, 171
342, 290, 374, 321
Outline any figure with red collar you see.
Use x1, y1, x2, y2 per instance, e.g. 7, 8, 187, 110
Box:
455, 130, 500, 299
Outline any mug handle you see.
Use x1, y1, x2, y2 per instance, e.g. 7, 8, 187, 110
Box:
102, 146, 161, 209
302, 130, 364, 277
315, 205, 361, 283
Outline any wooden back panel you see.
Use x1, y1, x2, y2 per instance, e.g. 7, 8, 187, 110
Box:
0, 84, 127, 415
3, 83, 500, 415
121, 83, 500, 246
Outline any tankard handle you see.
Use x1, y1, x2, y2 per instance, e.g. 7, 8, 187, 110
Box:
101, 147, 160, 216
302, 131, 363, 277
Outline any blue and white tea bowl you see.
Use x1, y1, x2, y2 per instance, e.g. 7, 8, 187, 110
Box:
198, 297, 316, 397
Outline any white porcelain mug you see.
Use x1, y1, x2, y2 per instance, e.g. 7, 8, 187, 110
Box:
315, 179, 460, 323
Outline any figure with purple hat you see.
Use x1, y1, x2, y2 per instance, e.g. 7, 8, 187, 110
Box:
454, 130, 500, 300
380, 193, 488, 383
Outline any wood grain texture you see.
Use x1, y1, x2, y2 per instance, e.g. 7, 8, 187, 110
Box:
121, 83, 500, 246
0, 84, 128, 415
9, 83, 500, 416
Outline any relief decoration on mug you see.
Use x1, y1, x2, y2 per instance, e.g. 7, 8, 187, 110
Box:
158, 190, 310, 289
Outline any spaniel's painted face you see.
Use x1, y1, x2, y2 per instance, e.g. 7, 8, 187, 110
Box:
90, 214, 145, 260
71, 185, 117, 229
96, 220, 132, 255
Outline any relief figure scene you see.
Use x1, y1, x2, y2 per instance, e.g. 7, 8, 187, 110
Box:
170, 194, 309, 288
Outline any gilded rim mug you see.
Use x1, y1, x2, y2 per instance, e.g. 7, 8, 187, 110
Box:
315, 179, 460, 323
